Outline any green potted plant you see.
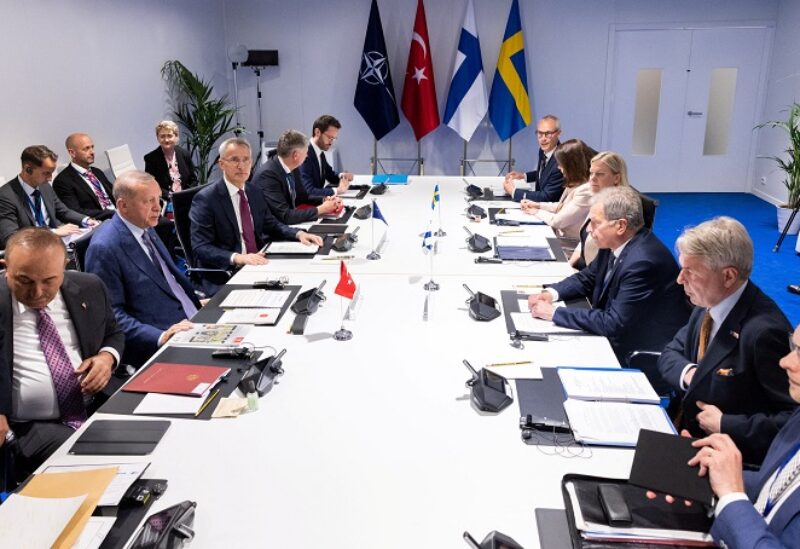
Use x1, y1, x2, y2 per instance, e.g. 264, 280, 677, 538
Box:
757, 102, 800, 235
161, 60, 241, 185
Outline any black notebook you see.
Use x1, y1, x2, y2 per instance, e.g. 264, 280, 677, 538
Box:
70, 420, 170, 455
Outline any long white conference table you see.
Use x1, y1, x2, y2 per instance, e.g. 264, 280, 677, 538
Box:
38, 176, 636, 548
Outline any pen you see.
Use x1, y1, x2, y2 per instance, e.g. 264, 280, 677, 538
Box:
195, 389, 221, 416
500, 230, 524, 235
321, 255, 354, 260
486, 360, 532, 367
498, 208, 506, 214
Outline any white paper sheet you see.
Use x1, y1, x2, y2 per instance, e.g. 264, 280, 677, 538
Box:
220, 289, 292, 308
73, 516, 117, 549
337, 189, 362, 198
495, 234, 551, 248
510, 311, 583, 334
486, 363, 543, 380
133, 392, 207, 415
557, 368, 660, 404
217, 308, 280, 325
0, 493, 86, 547
266, 241, 320, 254
43, 462, 149, 506
563, 399, 675, 446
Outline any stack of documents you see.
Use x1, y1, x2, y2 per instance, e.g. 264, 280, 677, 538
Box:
220, 289, 292, 309
510, 311, 584, 335
264, 241, 320, 254
124, 362, 229, 415
168, 323, 250, 347
557, 368, 674, 446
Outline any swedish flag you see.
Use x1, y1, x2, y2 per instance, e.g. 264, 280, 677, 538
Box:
431, 184, 440, 210
488, 0, 531, 141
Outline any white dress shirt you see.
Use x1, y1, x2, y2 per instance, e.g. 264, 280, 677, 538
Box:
11, 292, 119, 420
224, 177, 253, 263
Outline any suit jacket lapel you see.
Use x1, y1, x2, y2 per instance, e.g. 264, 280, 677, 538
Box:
0, 282, 14, 374
593, 232, 641, 306
11, 179, 36, 226
39, 185, 59, 228
69, 166, 101, 208
60, 275, 91, 358
112, 217, 172, 296
685, 284, 755, 398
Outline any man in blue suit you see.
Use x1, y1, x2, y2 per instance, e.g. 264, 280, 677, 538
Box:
670, 325, 800, 548
85, 170, 199, 367
658, 217, 796, 465
299, 115, 354, 198
529, 186, 690, 368
503, 115, 565, 203
190, 138, 322, 293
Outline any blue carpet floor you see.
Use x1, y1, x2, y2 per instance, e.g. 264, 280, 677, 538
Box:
650, 192, 800, 326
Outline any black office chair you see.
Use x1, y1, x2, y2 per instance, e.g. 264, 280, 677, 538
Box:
170, 184, 233, 289
70, 227, 97, 272
639, 192, 659, 229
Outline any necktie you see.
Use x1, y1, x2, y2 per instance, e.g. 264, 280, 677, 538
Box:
30, 189, 47, 227
537, 152, 546, 180
286, 172, 297, 207
36, 308, 87, 429
319, 151, 330, 181
755, 445, 800, 516
602, 254, 617, 287
141, 231, 198, 319
697, 310, 713, 361
238, 190, 258, 254
83, 170, 112, 208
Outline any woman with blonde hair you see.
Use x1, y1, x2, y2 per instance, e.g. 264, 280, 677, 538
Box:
143, 120, 198, 200
520, 139, 597, 247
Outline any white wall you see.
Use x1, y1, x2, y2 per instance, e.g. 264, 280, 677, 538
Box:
221, 0, 778, 178
0, 0, 228, 180
753, 0, 800, 205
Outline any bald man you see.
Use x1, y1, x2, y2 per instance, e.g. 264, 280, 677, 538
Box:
53, 133, 116, 220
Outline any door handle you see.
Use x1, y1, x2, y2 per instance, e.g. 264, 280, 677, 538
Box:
687, 111, 704, 117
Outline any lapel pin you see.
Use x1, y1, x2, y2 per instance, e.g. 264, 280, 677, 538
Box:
729, 330, 739, 340
81, 302, 88, 310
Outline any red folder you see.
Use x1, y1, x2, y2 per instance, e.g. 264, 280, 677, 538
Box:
122, 363, 230, 397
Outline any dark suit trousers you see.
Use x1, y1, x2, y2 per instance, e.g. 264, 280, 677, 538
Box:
8, 420, 73, 479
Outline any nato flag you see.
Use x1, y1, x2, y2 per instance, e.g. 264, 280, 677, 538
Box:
354, 0, 400, 141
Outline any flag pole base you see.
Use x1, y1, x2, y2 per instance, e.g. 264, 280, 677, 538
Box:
334, 327, 353, 341
434, 229, 447, 237
366, 250, 381, 260
424, 279, 440, 291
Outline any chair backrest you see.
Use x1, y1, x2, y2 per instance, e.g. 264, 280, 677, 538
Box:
70, 227, 98, 272
105, 144, 136, 178
171, 183, 209, 267
640, 192, 659, 229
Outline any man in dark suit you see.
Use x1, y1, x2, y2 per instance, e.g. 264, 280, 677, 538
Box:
0, 145, 97, 248
144, 120, 198, 200
53, 133, 116, 220
190, 138, 322, 294
503, 114, 565, 202
299, 115, 354, 198
658, 217, 796, 464
0, 228, 124, 474
85, 170, 199, 368
654, 325, 800, 548
251, 129, 342, 225
529, 186, 690, 366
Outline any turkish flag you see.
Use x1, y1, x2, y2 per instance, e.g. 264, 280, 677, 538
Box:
401, 0, 440, 141
334, 260, 357, 300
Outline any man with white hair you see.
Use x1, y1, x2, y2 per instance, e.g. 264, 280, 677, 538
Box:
658, 216, 796, 464
529, 186, 690, 366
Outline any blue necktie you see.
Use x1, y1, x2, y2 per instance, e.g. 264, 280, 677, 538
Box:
31, 189, 47, 227
286, 173, 297, 207
142, 231, 198, 319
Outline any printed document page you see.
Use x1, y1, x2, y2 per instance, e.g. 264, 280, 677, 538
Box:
564, 399, 675, 446
220, 289, 292, 308
510, 312, 583, 334
558, 369, 660, 403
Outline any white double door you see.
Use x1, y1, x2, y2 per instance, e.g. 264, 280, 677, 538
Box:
606, 26, 771, 192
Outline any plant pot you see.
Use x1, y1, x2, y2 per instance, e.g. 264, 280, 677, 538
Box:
777, 206, 800, 235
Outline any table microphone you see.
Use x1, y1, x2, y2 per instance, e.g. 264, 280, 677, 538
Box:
463, 226, 492, 253
462, 359, 513, 413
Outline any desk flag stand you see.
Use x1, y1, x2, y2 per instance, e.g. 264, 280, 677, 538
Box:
432, 184, 446, 237
333, 260, 356, 341
367, 199, 387, 260
422, 221, 439, 291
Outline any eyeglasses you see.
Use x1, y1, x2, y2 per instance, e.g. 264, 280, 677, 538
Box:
536, 130, 559, 138
321, 132, 338, 141
222, 157, 250, 166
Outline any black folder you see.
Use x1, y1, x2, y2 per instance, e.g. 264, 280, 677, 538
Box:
190, 283, 300, 324
561, 474, 713, 548
516, 368, 574, 447
69, 420, 170, 455
308, 223, 347, 235
629, 430, 715, 506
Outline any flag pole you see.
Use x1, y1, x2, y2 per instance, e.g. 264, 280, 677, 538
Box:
508, 136, 513, 174
417, 141, 423, 176
435, 188, 446, 237
424, 239, 439, 291
372, 138, 377, 175
333, 295, 353, 341
367, 203, 381, 260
